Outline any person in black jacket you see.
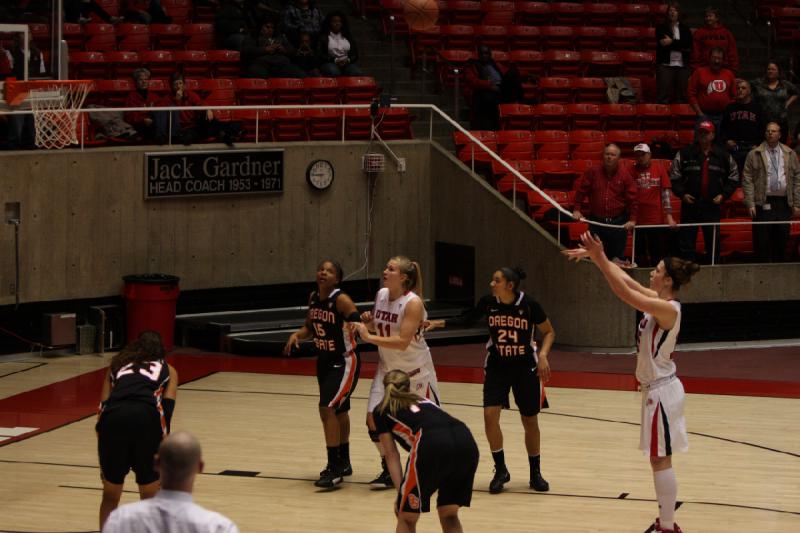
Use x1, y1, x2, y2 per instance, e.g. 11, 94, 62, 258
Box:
317, 11, 363, 77
720, 80, 766, 173
669, 120, 740, 263
215, 0, 258, 50
655, 2, 693, 104
242, 20, 307, 78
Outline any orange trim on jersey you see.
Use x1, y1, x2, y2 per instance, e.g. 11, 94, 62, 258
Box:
329, 350, 358, 408
399, 429, 422, 512
540, 381, 547, 409
154, 384, 167, 436
650, 402, 661, 457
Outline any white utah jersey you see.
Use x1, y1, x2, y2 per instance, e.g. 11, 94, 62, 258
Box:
635, 300, 681, 384
372, 288, 433, 374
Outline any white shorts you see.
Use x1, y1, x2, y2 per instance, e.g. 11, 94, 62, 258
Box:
367, 364, 441, 412
639, 377, 688, 457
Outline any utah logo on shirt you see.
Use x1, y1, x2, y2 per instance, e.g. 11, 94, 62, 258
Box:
707, 79, 728, 94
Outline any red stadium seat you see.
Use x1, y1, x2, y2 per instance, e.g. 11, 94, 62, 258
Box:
569, 129, 606, 147
161, 0, 193, 23
266, 78, 305, 104
84, 23, 117, 51
304, 108, 344, 141
539, 26, 575, 51
207, 49, 241, 78
535, 160, 580, 190
438, 50, 473, 88
671, 103, 696, 130
638, 103, 673, 130
475, 25, 508, 51
481, 1, 515, 26
538, 76, 573, 103
453, 130, 497, 165
573, 77, 607, 103
63, 23, 85, 50
575, 26, 608, 51
338, 76, 380, 103
379, 0, 409, 36
28, 23, 50, 52
440, 25, 475, 50
620, 51, 654, 77
105, 50, 140, 79
95, 78, 133, 106
269, 108, 307, 142
582, 50, 622, 77
514, 2, 551, 26
497, 130, 534, 161
571, 141, 605, 160
507, 26, 540, 50
377, 107, 414, 140
544, 50, 581, 76
605, 130, 643, 157
719, 218, 754, 260
116, 23, 150, 51
532, 103, 568, 130
723, 188, 750, 218
583, 3, 619, 27
235, 78, 271, 105
499, 103, 534, 130
408, 26, 441, 68
618, 4, 651, 26
444, 0, 483, 25
304, 77, 340, 104
566, 103, 602, 130
150, 24, 186, 49
642, 129, 680, 148
492, 158, 534, 188
600, 103, 637, 129
184, 24, 215, 50
140, 50, 176, 77
606, 27, 642, 52
69, 51, 109, 79
345, 108, 374, 140
533, 130, 569, 159
231, 109, 269, 142
550, 2, 584, 26
509, 50, 544, 78
174, 50, 210, 77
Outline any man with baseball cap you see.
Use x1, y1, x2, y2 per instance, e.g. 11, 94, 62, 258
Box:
632, 143, 677, 266
669, 121, 739, 263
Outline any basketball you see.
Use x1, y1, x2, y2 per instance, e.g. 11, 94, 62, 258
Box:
403, 0, 439, 31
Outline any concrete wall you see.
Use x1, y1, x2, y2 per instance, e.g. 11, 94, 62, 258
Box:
0, 141, 432, 305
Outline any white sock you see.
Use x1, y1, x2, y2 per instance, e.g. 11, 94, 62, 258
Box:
653, 468, 677, 530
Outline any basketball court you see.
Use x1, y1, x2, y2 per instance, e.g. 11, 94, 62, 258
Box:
1, 348, 798, 532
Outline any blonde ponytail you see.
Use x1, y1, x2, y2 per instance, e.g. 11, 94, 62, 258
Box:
378, 370, 420, 416
391, 256, 424, 298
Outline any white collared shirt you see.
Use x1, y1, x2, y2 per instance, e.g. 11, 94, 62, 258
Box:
766, 145, 787, 195
327, 32, 350, 60
668, 24, 683, 67
103, 490, 239, 533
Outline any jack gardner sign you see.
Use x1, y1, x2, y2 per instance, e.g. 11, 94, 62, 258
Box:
144, 149, 284, 199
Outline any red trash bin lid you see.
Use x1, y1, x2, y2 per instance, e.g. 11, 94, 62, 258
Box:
123, 274, 180, 284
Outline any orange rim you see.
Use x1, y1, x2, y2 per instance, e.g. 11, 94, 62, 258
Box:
4, 78, 94, 107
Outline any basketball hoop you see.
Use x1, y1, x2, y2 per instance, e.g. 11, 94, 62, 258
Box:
4, 79, 93, 149
362, 152, 385, 174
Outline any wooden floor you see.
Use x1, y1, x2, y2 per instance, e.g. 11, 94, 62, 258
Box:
0, 355, 799, 532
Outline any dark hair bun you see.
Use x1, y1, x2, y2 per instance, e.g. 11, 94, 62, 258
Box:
513, 267, 527, 281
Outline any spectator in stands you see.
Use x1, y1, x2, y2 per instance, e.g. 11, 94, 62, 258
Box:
317, 11, 362, 77
670, 121, 739, 263
571, 144, 638, 265
121, 0, 172, 24
632, 144, 677, 267
655, 2, 692, 104
687, 47, 736, 135
64, 0, 122, 24
103, 432, 239, 533
155, 72, 213, 145
282, 0, 324, 47
742, 122, 800, 262
242, 20, 307, 78
466, 44, 523, 131
750, 62, 799, 144
692, 6, 738, 72
720, 80, 766, 173
293, 31, 320, 76
1, 33, 46, 149
124, 67, 160, 142
216, 0, 259, 51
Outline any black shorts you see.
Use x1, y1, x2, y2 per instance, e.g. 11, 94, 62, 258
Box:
483, 358, 549, 417
97, 402, 164, 485
397, 424, 479, 514
317, 351, 360, 414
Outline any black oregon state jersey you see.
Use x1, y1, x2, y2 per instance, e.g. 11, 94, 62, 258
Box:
373, 400, 465, 452
308, 289, 357, 358
470, 292, 547, 362
102, 359, 170, 412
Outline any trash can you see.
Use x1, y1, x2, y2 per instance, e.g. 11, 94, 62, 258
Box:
122, 274, 180, 351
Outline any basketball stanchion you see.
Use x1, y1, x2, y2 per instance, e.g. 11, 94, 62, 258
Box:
4, 78, 93, 149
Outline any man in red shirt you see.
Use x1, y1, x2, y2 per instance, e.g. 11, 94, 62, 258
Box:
632, 143, 677, 267
572, 144, 638, 263
687, 47, 736, 134
124, 68, 161, 142
691, 7, 739, 72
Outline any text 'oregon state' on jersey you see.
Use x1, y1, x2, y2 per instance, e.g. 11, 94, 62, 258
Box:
479, 292, 547, 362
308, 288, 357, 358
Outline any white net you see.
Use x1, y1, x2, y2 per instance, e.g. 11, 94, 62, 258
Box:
28, 82, 92, 149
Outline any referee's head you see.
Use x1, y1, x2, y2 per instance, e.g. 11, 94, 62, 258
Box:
155, 431, 204, 492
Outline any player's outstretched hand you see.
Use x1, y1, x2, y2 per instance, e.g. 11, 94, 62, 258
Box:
562, 232, 605, 262
282, 333, 300, 357
360, 311, 373, 323
423, 319, 445, 331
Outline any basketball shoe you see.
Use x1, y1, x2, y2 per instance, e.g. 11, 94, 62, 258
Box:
489, 466, 510, 494
369, 459, 394, 489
